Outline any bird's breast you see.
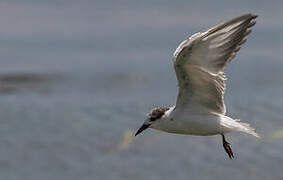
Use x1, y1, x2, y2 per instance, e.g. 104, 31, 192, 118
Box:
153, 112, 223, 136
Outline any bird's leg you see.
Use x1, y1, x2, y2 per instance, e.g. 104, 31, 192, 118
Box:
221, 134, 234, 159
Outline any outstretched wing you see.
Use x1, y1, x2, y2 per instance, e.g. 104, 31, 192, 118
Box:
174, 14, 257, 114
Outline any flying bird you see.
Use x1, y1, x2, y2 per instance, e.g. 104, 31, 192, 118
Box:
135, 14, 259, 159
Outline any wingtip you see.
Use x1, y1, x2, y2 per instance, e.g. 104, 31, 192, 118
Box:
247, 13, 258, 20
251, 14, 258, 19
239, 13, 258, 20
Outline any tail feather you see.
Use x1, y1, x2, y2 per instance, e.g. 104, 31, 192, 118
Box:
236, 119, 260, 138
220, 116, 260, 138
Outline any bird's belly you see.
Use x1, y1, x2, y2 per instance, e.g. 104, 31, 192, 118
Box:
153, 114, 223, 136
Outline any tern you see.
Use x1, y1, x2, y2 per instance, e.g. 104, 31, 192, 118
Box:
135, 14, 259, 159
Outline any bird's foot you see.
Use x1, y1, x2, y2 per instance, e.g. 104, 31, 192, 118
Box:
223, 141, 234, 159
222, 134, 234, 159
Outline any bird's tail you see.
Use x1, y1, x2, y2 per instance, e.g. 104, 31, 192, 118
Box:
220, 116, 260, 138
235, 119, 260, 138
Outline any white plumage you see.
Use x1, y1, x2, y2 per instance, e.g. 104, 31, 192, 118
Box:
136, 14, 259, 158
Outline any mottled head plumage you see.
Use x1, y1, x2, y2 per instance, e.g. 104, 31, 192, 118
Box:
147, 107, 170, 121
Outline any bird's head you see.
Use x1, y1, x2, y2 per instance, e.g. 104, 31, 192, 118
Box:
135, 107, 170, 136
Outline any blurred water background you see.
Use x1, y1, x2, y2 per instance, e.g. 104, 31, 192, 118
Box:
0, 1, 283, 180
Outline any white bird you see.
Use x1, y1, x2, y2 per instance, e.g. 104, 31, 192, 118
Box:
135, 14, 259, 159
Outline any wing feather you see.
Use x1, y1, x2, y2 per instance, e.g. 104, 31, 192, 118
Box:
174, 14, 257, 114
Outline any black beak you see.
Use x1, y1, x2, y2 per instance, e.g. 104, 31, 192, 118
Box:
135, 124, 150, 136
